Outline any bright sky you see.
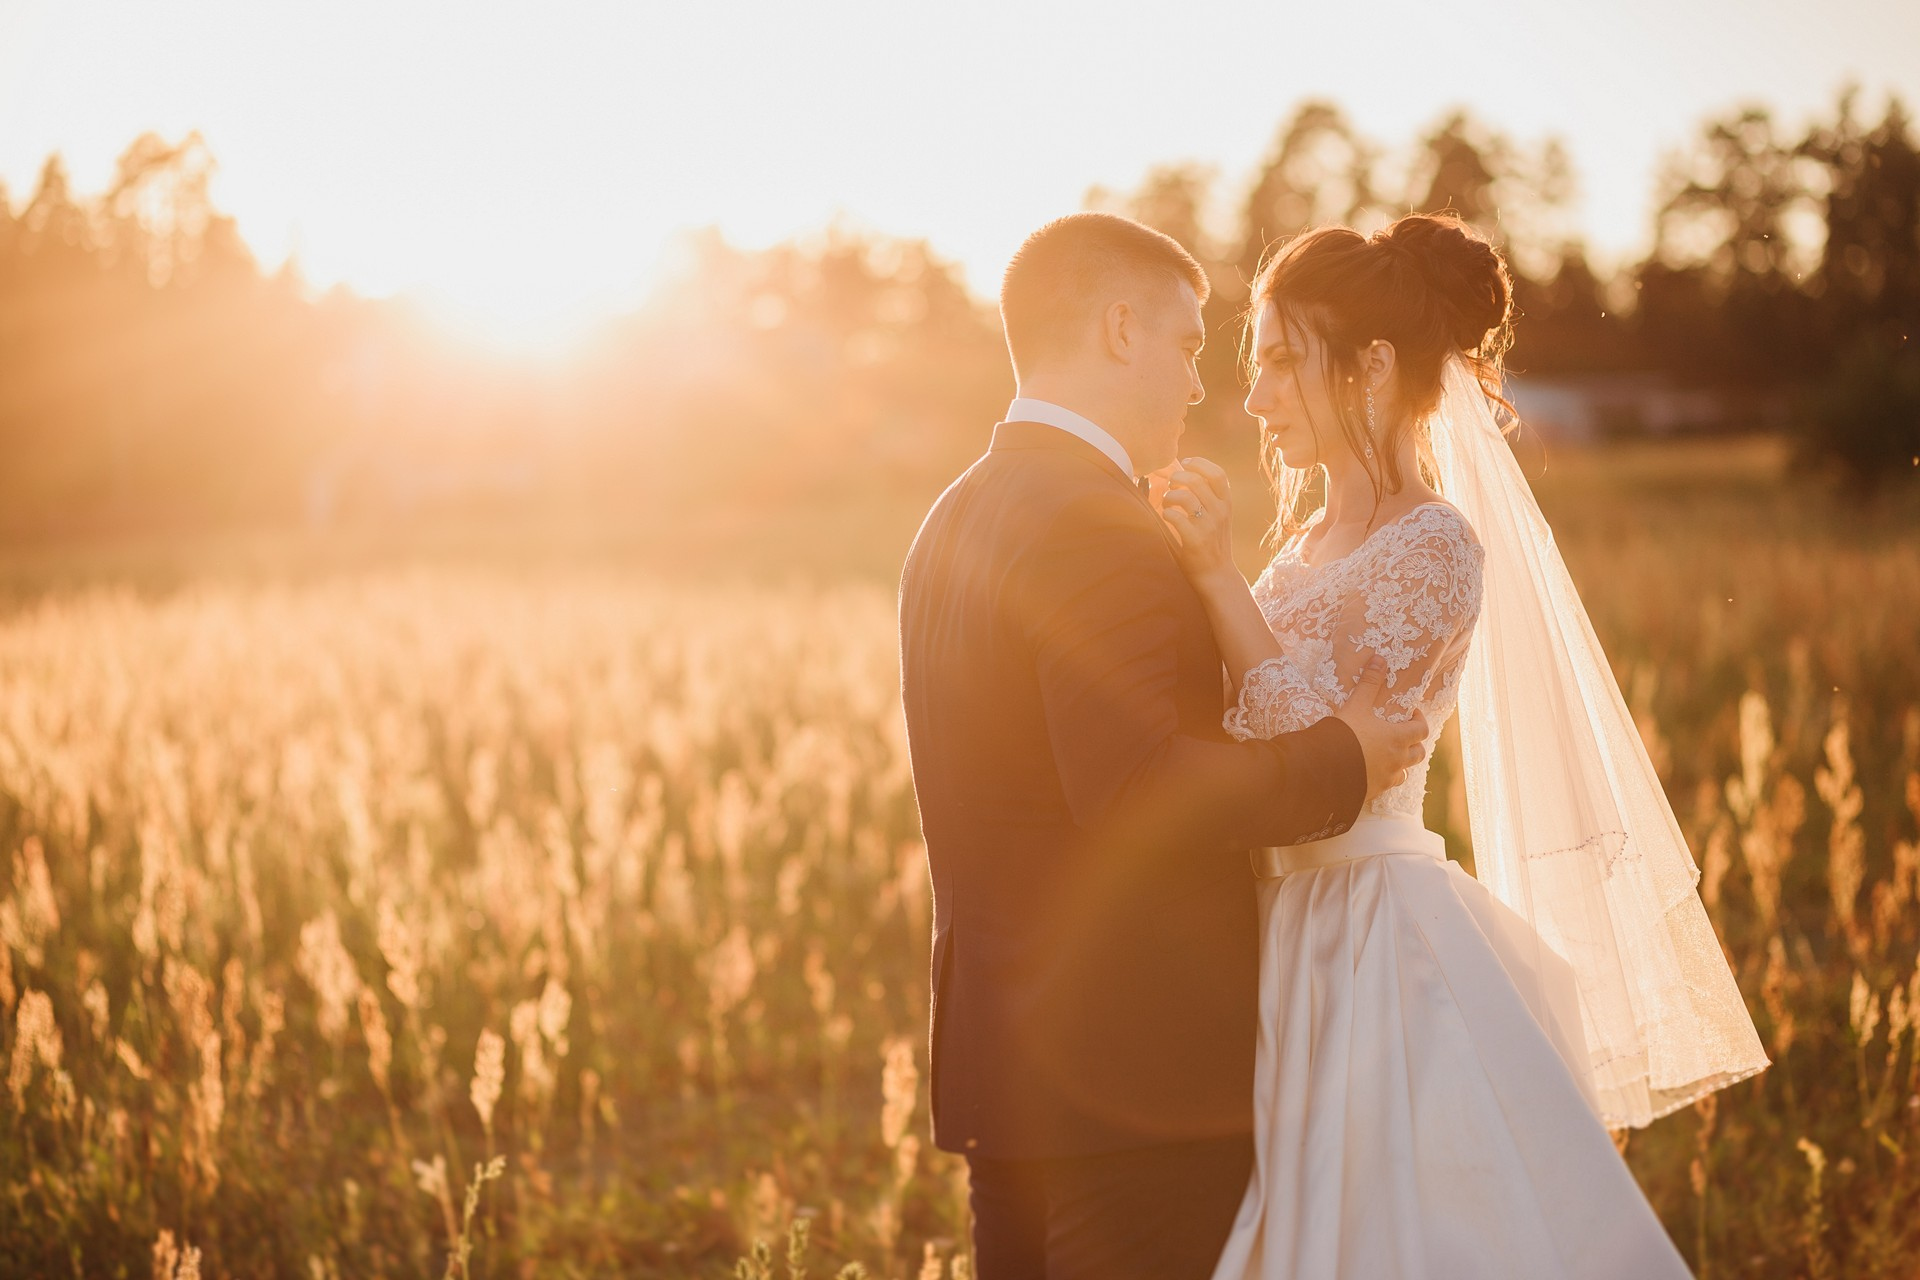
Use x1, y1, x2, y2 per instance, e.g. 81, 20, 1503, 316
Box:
3, 0, 1916, 348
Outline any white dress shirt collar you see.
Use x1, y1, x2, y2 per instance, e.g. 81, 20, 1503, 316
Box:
1005, 397, 1134, 479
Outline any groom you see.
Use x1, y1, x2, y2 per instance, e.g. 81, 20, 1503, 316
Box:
898, 212, 1425, 1280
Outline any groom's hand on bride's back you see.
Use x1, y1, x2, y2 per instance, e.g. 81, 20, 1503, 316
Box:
1333, 656, 1428, 800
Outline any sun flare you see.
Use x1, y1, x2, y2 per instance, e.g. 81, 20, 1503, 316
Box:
407, 278, 641, 358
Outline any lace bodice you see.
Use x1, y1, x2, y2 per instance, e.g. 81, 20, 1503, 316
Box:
1225, 502, 1485, 820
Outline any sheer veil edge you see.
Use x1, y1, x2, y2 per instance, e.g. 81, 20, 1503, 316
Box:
1429, 359, 1769, 1129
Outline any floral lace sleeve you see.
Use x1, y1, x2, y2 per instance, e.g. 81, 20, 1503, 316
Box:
1223, 653, 1336, 742
1223, 505, 1485, 741
1343, 507, 1485, 722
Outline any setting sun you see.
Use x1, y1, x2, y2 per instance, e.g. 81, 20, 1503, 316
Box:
1, 2, 1918, 1275
6, 0, 1918, 353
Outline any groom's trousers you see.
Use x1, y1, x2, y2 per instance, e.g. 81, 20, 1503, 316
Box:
965, 1133, 1253, 1280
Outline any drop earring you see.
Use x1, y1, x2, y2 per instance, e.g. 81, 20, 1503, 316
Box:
1363, 383, 1378, 460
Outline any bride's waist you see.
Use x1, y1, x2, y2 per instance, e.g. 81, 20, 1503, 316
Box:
1250, 815, 1447, 879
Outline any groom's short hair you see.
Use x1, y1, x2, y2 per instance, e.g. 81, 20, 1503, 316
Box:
1000, 212, 1209, 378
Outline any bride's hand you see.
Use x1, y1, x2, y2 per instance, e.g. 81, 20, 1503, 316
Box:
1158, 457, 1236, 583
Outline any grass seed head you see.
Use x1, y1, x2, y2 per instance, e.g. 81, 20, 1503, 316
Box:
470, 1028, 505, 1132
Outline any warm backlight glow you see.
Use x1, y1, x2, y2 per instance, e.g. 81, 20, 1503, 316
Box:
3, 0, 1918, 354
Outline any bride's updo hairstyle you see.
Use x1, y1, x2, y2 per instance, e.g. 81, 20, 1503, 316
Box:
1248, 210, 1514, 543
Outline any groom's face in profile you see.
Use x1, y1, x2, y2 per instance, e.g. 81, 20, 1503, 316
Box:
1123, 278, 1207, 473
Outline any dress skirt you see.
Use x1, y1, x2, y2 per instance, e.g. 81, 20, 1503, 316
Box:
1210, 816, 1693, 1280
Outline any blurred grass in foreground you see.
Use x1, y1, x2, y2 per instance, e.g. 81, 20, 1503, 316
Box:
2, 436, 1918, 1278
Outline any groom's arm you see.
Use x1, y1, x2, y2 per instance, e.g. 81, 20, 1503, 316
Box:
1021, 487, 1365, 856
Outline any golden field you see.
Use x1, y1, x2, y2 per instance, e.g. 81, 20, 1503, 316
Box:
2, 438, 1918, 1278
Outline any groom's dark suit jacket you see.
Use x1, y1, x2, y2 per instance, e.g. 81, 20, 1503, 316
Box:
899, 420, 1367, 1161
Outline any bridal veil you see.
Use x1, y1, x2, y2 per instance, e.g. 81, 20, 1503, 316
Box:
1427, 358, 1769, 1128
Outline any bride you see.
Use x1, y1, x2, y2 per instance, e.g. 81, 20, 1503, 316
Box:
1155, 212, 1769, 1279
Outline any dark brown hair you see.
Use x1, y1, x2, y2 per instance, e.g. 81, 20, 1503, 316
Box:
1000, 212, 1210, 379
1247, 210, 1514, 543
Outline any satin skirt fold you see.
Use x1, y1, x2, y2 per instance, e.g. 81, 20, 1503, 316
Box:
1213, 818, 1692, 1280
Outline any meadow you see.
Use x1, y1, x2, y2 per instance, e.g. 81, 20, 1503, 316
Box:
1, 437, 1918, 1279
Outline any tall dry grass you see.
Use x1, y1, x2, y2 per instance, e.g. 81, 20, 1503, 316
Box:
0, 439, 1916, 1276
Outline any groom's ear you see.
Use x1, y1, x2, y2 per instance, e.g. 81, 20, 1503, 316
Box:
1101, 299, 1137, 364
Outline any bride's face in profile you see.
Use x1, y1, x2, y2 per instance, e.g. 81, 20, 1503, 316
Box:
1244, 301, 1360, 473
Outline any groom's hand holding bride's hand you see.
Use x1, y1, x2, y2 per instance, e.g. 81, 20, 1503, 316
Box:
1336, 658, 1428, 799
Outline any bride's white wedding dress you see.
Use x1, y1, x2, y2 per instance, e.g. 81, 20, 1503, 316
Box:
1209, 501, 1695, 1280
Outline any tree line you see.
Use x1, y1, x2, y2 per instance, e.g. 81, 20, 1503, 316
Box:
1095, 93, 1919, 482
0, 91, 1914, 548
